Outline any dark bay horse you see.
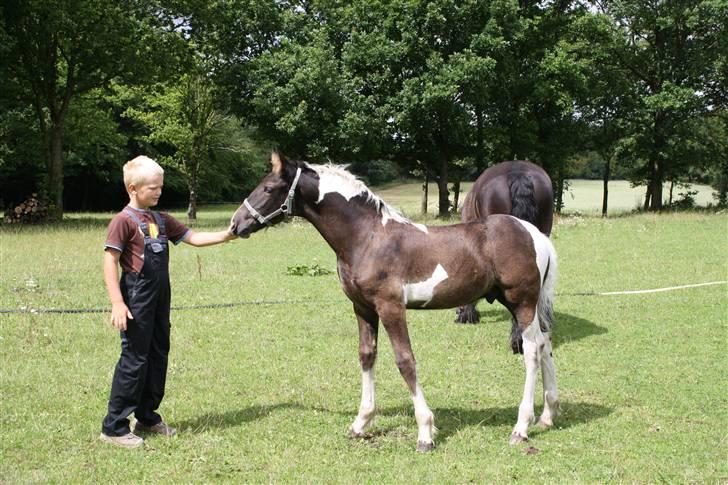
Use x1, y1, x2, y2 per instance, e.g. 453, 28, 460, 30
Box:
229, 153, 559, 451
456, 161, 554, 324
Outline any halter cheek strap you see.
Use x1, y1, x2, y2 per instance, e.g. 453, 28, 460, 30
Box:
243, 167, 302, 225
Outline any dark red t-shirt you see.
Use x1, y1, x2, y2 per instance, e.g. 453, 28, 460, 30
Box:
104, 207, 190, 273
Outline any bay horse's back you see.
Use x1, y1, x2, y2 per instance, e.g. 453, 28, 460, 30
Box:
456, 161, 554, 323
462, 161, 553, 235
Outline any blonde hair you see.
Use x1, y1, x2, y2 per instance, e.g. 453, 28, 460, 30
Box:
123, 156, 164, 188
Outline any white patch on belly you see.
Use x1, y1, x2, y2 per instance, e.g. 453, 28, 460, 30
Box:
403, 264, 448, 306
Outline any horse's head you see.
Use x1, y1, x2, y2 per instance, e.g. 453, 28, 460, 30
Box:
229, 151, 305, 238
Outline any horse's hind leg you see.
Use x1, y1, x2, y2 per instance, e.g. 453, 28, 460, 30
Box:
378, 301, 436, 452
537, 332, 559, 428
510, 304, 545, 444
349, 305, 379, 438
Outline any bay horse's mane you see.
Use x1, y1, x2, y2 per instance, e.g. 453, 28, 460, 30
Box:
306, 163, 423, 230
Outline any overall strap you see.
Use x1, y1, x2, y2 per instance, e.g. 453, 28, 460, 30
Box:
123, 208, 151, 238
149, 211, 167, 239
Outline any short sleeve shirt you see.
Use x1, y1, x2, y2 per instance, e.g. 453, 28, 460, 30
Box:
104, 206, 190, 273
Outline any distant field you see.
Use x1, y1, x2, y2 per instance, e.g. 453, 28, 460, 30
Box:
560, 180, 717, 214
374, 179, 718, 218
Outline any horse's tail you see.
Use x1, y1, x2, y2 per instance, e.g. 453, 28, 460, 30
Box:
537, 235, 558, 334
508, 173, 538, 226
509, 223, 558, 354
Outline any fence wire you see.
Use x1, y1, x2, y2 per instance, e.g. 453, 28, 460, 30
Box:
1, 281, 724, 316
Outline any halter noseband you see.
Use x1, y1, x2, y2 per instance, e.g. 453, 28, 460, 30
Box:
243, 167, 302, 225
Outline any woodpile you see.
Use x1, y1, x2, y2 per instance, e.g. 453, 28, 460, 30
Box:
3, 194, 49, 224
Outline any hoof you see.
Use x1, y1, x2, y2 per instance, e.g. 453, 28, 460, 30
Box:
536, 418, 553, 429
348, 427, 365, 439
509, 432, 528, 445
416, 440, 435, 452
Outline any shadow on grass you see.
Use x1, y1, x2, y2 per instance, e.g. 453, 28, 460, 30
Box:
467, 307, 607, 350
176, 399, 612, 449
340, 401, 612, 446
551, 311, 608, 348
177, 402, 303, 434
433, 400, 612, 444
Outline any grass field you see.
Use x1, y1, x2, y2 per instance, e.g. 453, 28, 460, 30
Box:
1, 185, 726, 482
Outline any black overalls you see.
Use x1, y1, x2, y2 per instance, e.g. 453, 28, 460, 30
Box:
102, 209, 172, 436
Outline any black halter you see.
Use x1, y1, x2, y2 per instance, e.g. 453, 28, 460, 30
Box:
243, 167, 302, 225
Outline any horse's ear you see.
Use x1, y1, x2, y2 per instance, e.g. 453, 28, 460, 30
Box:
271, 150, 286, 174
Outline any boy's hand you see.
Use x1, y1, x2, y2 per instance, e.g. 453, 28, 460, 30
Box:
110, 302, 133, 331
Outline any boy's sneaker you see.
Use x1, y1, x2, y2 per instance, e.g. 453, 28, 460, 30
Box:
134, 420, 177, 437
99, 432, 144, 449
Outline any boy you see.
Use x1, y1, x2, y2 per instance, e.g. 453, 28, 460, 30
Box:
100, 155, 236, 448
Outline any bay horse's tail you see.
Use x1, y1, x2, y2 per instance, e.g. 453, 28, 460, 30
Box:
508, 173, 539, 227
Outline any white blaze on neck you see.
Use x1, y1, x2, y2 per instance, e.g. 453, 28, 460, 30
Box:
403, 264, 448, 307
315, 167, 365, 203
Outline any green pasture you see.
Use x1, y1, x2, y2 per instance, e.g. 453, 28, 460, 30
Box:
1, 190, 726, 482
378, 179, 717, 218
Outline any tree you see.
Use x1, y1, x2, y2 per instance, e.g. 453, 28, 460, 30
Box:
124, 72, 235, 220
2, 0, 185, 218
554, 9, 638, 215
340, 0, 493, 216
591, 0, 727, 210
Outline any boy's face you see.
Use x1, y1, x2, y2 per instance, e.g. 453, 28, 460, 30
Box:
130, 174, 163, 208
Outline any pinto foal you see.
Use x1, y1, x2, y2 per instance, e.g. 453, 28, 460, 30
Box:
230, 153, 559, 451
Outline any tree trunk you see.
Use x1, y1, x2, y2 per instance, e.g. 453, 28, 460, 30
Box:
643, 187, 651, 211
437, 158, 450, 217
647, 160, 663, 211
601, 154, 611, 217
187, 169, 198, 221
421, 170, 429, 215
452, 179, 461, 214
475, 108, 484, 172
48, 121, 64, 220
668, 180, 674, 206
187, 190, 197, 221
647, 108, 666, 211
554, 161, 564, 213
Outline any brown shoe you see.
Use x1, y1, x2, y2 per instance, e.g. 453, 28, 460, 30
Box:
134, 420, 177, 437
99, 432, 144, 449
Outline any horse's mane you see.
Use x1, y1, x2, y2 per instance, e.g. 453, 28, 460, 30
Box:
307, 163, 416, 227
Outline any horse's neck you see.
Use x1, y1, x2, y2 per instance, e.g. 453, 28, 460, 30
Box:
301, 197, 379, 263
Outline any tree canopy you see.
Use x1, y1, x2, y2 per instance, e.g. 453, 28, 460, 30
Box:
1, 0, 725, 218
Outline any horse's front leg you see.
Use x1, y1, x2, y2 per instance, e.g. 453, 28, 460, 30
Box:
377, 301, 436, 452
349, 305, 379, 437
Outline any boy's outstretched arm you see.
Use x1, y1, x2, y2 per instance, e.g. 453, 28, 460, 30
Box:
103, 250, 133, 331
182, 229, 237, 247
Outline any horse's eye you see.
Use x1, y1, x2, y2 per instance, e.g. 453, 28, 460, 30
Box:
263, 186, 272, 193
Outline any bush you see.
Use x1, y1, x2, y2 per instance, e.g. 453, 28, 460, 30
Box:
669, 188, 699, 210
350, 159, 402, 186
